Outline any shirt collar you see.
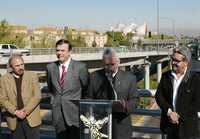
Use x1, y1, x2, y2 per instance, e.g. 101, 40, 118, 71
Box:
112, 68, 118, 77
12, 73, 22, 79
59, 57, 71, 69
171, 68, 187, 79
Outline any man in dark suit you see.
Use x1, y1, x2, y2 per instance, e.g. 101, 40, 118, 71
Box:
0, 73, 1, 124
88, 48, 138, 139
0, 108, 1, 138
46, 39, 89, 139
0, 74, 2, 138
155, 47, 200, 139
0, 73, 1, 137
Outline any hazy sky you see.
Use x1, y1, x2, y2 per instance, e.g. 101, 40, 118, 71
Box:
0, 0, 200, 35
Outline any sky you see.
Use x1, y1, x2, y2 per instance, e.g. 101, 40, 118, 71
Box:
0, 0, 200, 36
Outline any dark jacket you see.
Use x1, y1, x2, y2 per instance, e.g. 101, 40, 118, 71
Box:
88, 69, 138, 139
155, 70, 200, 139
0, 73, 1, 129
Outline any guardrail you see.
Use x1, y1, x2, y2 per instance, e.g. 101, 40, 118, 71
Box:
132, 89, 166, 139
27, 46, 171, 55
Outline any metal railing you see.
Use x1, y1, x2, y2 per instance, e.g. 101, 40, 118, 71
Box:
27, 46, 171, 55
131, 89, 166, 139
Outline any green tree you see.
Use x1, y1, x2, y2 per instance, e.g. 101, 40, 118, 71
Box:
92, 40, 97, 47
11, 34, 26, 48
104, 31, 130, 47
104, 31, 115, 47
0, 19, 26, 47
0, 19, 11, 42
31, 34, 56, 48
144, 34, 174, 40
65, 30, 87, 47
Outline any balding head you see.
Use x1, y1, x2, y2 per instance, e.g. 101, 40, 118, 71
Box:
8, 54, 25, 75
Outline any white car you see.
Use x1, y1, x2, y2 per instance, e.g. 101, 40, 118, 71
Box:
0, 44, 30, 56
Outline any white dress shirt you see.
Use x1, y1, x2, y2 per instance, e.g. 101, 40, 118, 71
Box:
59, 57, 71, 79
171, 70, 186, 111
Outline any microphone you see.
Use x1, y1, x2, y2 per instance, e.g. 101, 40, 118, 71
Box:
105, 71, 118, 100
105, 71, 113, 82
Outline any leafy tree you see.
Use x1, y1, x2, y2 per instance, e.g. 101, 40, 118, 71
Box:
0, 19, 11, 42
104, 31, 115, 47
104, 31, 130, 47
144, 34, 174, 40
11, 34, 26, 48
31, 34, 56, 48
92, 40, 97, 47
65, 30, 86, 47
0, 19, 26, 47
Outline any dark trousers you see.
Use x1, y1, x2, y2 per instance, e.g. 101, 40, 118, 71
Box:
56, 125, 79, 139
165, 124, 200, 139
56, 106, 80, 139
165, 125, 179, 139
12, 120, 40, 139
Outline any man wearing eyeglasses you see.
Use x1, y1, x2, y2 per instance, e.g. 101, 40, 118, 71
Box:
88, 48, 138, 139
155, 47, 200, 139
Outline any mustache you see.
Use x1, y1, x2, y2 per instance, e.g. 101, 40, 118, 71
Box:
172, 63, 178, 67
18, 69, 24, 72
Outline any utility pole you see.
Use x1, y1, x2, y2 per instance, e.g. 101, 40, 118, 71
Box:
156, 0, 160, 52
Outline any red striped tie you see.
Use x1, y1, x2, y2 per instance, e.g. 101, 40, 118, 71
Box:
60, 65, 67, 89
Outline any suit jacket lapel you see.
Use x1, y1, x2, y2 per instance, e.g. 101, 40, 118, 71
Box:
21, 71, 28, 95
55, 61, 60, 83
113, 70, 121, 92
52, 61, 62, 92
168, 72, 174, 102
8, 73, 17, 95
176, 69, 191, 107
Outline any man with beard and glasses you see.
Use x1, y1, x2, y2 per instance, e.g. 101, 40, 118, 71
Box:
155, 47, 200, 139
0, 55, 41, 139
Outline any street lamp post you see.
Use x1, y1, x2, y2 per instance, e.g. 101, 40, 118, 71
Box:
157, 0, 160, 37
156, 0, 160, 51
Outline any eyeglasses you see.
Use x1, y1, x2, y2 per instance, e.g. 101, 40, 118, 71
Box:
171, 57, 184, 64
105, 63, 115, 66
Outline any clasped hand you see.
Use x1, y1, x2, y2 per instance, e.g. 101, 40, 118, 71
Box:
167, 111, 180, 124
14, 109, 26, 119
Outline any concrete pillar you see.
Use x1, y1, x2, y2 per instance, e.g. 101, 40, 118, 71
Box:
144, 64, 150, 89
157, 62, 162, 83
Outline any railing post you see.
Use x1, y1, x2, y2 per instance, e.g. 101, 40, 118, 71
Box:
157, 62, 162, 83
144, 63, 150, 89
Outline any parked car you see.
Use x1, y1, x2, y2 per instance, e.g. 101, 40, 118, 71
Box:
0, 44, 30, 56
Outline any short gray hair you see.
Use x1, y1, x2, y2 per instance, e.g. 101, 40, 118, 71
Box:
103, 48, 116, 57
173, 47, 191, 62
102, 48, 120, 64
